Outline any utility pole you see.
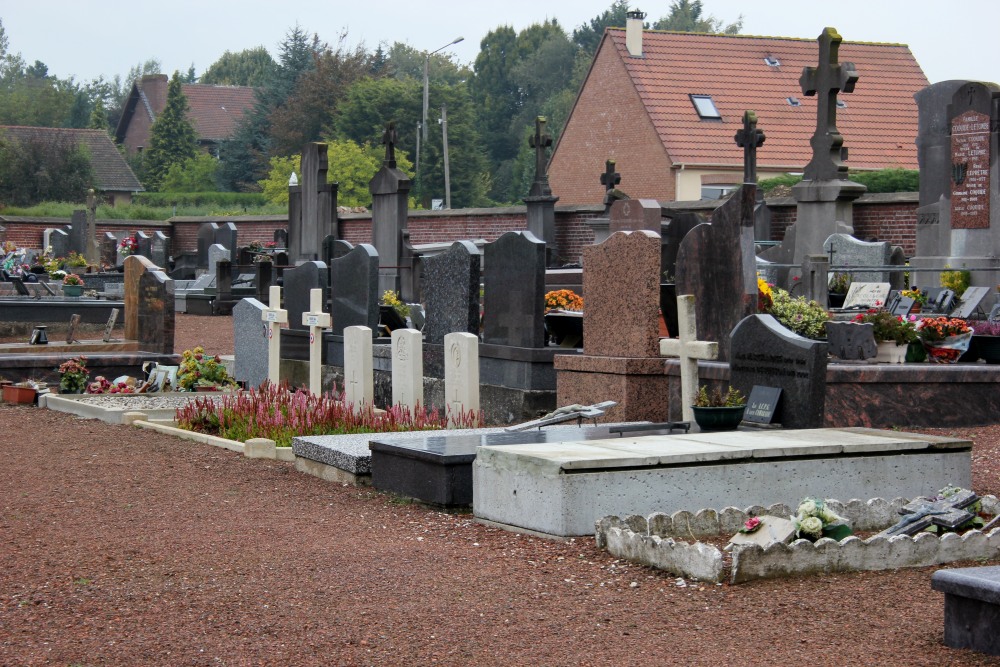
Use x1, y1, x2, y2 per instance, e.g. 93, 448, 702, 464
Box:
440, 104, 451, 210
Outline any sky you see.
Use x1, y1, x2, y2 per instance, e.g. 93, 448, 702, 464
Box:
3, 0, 999, 86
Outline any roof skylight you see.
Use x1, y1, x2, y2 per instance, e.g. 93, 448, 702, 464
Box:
786, 96, 801, 107
763, 56, 780, 67
690, 94, 721, 120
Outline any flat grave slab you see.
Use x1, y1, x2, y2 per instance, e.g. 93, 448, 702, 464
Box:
472, 427, 973, 537
932, 566, 1000, 656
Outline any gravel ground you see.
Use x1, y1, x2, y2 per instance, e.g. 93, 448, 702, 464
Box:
1, 314, 1000, 665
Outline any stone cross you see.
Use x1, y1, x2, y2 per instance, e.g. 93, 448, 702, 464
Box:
659, 294, 719, 422
600, 159, 621, 194
382, 121, 398, 167
261, 285, 288, 386
528, 116, 553, 196
391, 328, 423, 413
800, 27, 858, 180
301, 288, 331, 396
444, 332, 480, 428
85, 188, 99, 265
343, 326, 374, 412
734, 110, 766, 184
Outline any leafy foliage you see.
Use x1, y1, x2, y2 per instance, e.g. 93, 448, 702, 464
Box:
652, 0, 743, 34
201, 47, 277, 86
0, 130, 94, 205
160, 153, 221, 192
759, 169, 920, 194
766, 287, 830, 339
142, 72, 198, 191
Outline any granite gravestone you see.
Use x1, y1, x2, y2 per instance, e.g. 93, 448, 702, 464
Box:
730, 314, 828, 429
124, 255, 174, 354
274, 228, 288, 249
660, 211, 703, 281
151, 232, 170, 269
215, 223, 238, 256
284, 261, 328, 331
207, 244, 230, 283
233, 298, 269, 389
48, 228, 70, 259
196, 222, 219, 269
609, 199, 660, 235
675, 186, 757, 361
583, 231, 661, 358
135, 231, 153, 260
824, 233, 892, 283
289, 142, 337, 264
483, 231, 546, 348
68, 210, 86, 255
101, 232, 119, 267
370, 124, 413, 298
421, 240, 481, 344
330, 242, 379, 336
825, 321, 877, 360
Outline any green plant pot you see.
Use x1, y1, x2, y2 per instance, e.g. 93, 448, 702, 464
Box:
63, 285, 83, 297
691, 405, 746, 432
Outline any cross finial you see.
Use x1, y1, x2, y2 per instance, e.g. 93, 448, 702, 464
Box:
799, 27, 858, 181
734, 110, 766, 184
527, 116, 553, 196
382, 121, 398, 167
600, 159, 621, 192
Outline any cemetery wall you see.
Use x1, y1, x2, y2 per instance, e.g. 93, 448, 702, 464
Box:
0, 217, 169, 250
171, 217, 285, 254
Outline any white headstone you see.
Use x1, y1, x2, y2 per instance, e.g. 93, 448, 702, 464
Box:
660, 294, 719, 422
302, 288, 331, 395
444, 332, 480, 428
391, 328, 423, 413
261, 285, 288, 385
344, 326, 374, 411
843, 282, 891, 309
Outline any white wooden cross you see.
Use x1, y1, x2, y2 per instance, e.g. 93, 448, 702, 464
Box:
659, 294, 719, 422
302, 288, 331, 396
261, 285, 288, 386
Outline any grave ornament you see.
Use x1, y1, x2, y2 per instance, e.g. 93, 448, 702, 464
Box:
800, 27, 858, 181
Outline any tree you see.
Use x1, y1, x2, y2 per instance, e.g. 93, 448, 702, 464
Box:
572, 0, 632, 53
142, 71, 198, 190
652, 0, 743, 34
201, 47, 277, 87
160, 153, 220, 192
0, 130, 94, 205
385, 42, 469, 85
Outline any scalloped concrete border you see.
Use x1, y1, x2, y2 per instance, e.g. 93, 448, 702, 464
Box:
596, 496, 1000, 584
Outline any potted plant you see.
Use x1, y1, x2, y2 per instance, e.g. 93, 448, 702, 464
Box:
901, 288, 928, 313
851, 309, 918, 363
379, 289, 411, 333
940, 266, 971, 298
917, 316, 973, 364
62, 273, 84, 297
57, 356, 89, 394
176, 346, 236, 391
3, 380, 40, 404
543, 289, 584, 346
692, 385, 746, 431
828, 272, 851, 308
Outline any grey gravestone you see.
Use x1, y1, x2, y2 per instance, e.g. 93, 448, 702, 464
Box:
151, 232, 170, 269
68, 211, 86, 255
214, 222, 238, 255
825, 321, 877, 360
207, 244, 230, 281
953, 286, 991, 319
730, 314, 828, 429
888, 246, 906, 290
330, 242, 379, 336
609, 199, 660, 235
932, 566, 1000, 657
274, 228, 288, 249
233, 298, 269, 389
290, 142, 336, 264
483, 231, 546, 348
370, 124, 412, 298
101, 232, 119, 267
421, 240, 481, 344
48, 228, 70, 259
824, 233, 891, 283
843, 282, 891, 309
284, 261, 328, 331
136, 264, 175, 355
135, 230, 152, 260
196, 222, 218, 268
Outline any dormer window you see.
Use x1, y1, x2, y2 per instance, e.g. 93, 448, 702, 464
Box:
690, 94, 721, 120
786, 97, 801, 107
763, 56, 780, 67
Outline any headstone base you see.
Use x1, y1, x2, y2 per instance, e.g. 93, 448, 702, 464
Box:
554, 354, 670, 423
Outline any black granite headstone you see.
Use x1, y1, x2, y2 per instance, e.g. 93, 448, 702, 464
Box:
274, 228, 288, 249
137, 265, 175, 355
825, 321, 877, 360
284, 261, 328, 331
135, 230, 153, 260
483, 231, 546, 348
330, 242, 379, 336
421, 240, 481, 344
196, 222, 218, 269
730, 314, 828, 428
214, 222, 238, 255
151, 232, 170, 269
743, 386, 782, 424
101, 232, 119, 267
68, 211, 86, 255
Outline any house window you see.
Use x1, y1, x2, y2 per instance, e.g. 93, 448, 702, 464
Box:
701, 184, 740, 200
690, 95, 721, 120
786, 97, 801, 107
763, 56, 780, 67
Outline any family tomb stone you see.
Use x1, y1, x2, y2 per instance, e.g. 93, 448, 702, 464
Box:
233, 297, 269, 390
421, 240, 481, 344
329, 242, 379, 336
284, 261, 328, 331
483, 231, 547, 348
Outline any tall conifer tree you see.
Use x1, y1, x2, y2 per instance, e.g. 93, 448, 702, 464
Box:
143, 71, 198, 190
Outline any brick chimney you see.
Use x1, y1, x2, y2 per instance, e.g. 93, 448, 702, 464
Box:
626, 10, 647, 57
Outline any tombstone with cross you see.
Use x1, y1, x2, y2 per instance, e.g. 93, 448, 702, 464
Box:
800, 27, 858, 181
523, 116, 559, 264
343, 326, 374, 412
660, 295, 719, 423
444, 332, 480, 428
600, 158, 627, 215
302, 288, 331, 396
261, 285, 288, 385
370, 120, 414, 299
734, 110, 766, 185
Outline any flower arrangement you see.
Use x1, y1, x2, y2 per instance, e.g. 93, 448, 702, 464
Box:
248, 240, 264, 252
901, 288, 928, 306
916, 317, 972, 343
118, 236, 138, 256
828, 272, 852, 294
940, 267, 971, 297
765, 287, 830, 339
62, 273, 84, 286
86, 376, 135, 394
176, 346, 236, 391
791, 497, 852, 541
544, 289, 583, 313
972, 320, 1000, 337
65, 251, 88, 268
756, 277, 773, 312
380, 289, 410, 319
851, 309, 917, 346
57, 356, 89, 394
739, 517, 763, 534
694, 385, 746, 408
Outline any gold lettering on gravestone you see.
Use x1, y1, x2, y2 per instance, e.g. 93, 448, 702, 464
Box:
102, 308, 120, 342
951, 109, 991, 230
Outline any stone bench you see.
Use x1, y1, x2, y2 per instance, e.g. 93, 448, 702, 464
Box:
932, 565, 1000, 656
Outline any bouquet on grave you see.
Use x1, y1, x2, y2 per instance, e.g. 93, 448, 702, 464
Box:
916, 317, 973, 364
544, 289, 583, 313
851, 308, 918, 346
57, 356, 89, 394
118, 236, 138, 257
791, 498, 852, 541
176, 346, 236, 391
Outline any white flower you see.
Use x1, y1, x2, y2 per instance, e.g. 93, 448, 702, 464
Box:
798, 500, 818, 517
800, 516, 823, 538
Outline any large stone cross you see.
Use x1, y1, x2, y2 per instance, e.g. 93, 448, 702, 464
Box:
800, 27, 858, 181
659, 294, 719, 422
529, 116, 553, 190
734, 110, 766, 184
600, 159, 621, 193
382, 121, 398, 167
301, 287, 331, 396
261, 285, 288, 385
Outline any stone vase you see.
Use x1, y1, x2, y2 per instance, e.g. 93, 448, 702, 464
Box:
874, 341, 907, 364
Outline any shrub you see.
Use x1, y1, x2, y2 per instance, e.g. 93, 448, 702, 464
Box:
766, 287, 830, 339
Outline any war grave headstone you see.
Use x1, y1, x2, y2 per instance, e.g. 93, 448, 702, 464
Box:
344, 325, 374, 412
370, 123, 413, 299
444, 332, 480, 428
555, 230, 668, 422
289, 142, 337, 264
391, 328, 423, 412
123, 255, 174, 355
233, 297, 269, 390
523, 116, 559, 265
729, 314, 828, 428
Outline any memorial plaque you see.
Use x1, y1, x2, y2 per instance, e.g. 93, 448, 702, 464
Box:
743, 386, 782, 424
843, 282, 891, 310
952, 286, 991, 319
950, 110, 991, 230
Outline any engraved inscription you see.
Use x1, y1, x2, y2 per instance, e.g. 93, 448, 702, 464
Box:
950, 110, 991, 230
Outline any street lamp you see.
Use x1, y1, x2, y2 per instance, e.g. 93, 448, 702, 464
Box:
422, 36, 463, 145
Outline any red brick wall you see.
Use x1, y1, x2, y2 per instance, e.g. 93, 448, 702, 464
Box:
548, 41, 676, 205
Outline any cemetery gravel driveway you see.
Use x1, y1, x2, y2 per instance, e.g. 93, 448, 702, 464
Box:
0, 314, 998, 665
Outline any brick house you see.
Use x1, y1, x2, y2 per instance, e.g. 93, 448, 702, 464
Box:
114, 74, 256, 157
548, 20, 929, 204
0, 125, 143, 206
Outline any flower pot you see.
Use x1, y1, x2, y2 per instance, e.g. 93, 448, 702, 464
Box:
974, 335, 1000, 364
828, 292, 847, 309
922, 331, 974, 364
3, 385, 37, 404
691, 405, 746, 432
62, 285, 83, 297
874, 341, 907, 363
544, 311, 583, 348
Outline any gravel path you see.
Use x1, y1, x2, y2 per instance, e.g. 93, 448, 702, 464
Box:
1, 315, 999, 664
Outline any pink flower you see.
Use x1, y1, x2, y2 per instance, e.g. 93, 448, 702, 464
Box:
740, 517, 763, 533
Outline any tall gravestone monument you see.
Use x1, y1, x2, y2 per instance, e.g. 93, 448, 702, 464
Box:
483, 231, 546, 348
422, 240, 481, 345
523, 116, 559, 266
369, 122, 414, 300
288, 142, 338, 265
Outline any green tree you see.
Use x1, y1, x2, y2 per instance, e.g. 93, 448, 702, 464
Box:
385, 42, 469, 84
142, 71, 198, 190
201, 47, 277, 87
0, 129, 94, 205
652, 0, 743, 34
88, 98, 108, 130
160, 153, 220, 192
572, 0, 633, 53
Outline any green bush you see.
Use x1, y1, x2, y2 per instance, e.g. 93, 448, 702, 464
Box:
134, 192, 270, 208
759, 168, 919, 195
767, 287, 830, 339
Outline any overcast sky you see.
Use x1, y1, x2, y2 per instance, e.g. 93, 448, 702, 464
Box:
3, 0, 998, 86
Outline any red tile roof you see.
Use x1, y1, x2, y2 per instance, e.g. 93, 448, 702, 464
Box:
0, 126, 143, 192
181, 84, 257, 142
607, 29, 928, 170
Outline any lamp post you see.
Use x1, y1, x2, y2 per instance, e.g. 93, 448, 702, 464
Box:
422, 36, 463, 146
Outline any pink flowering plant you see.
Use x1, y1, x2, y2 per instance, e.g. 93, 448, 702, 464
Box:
176, 346, 235, 390
740, 517, 763, 534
